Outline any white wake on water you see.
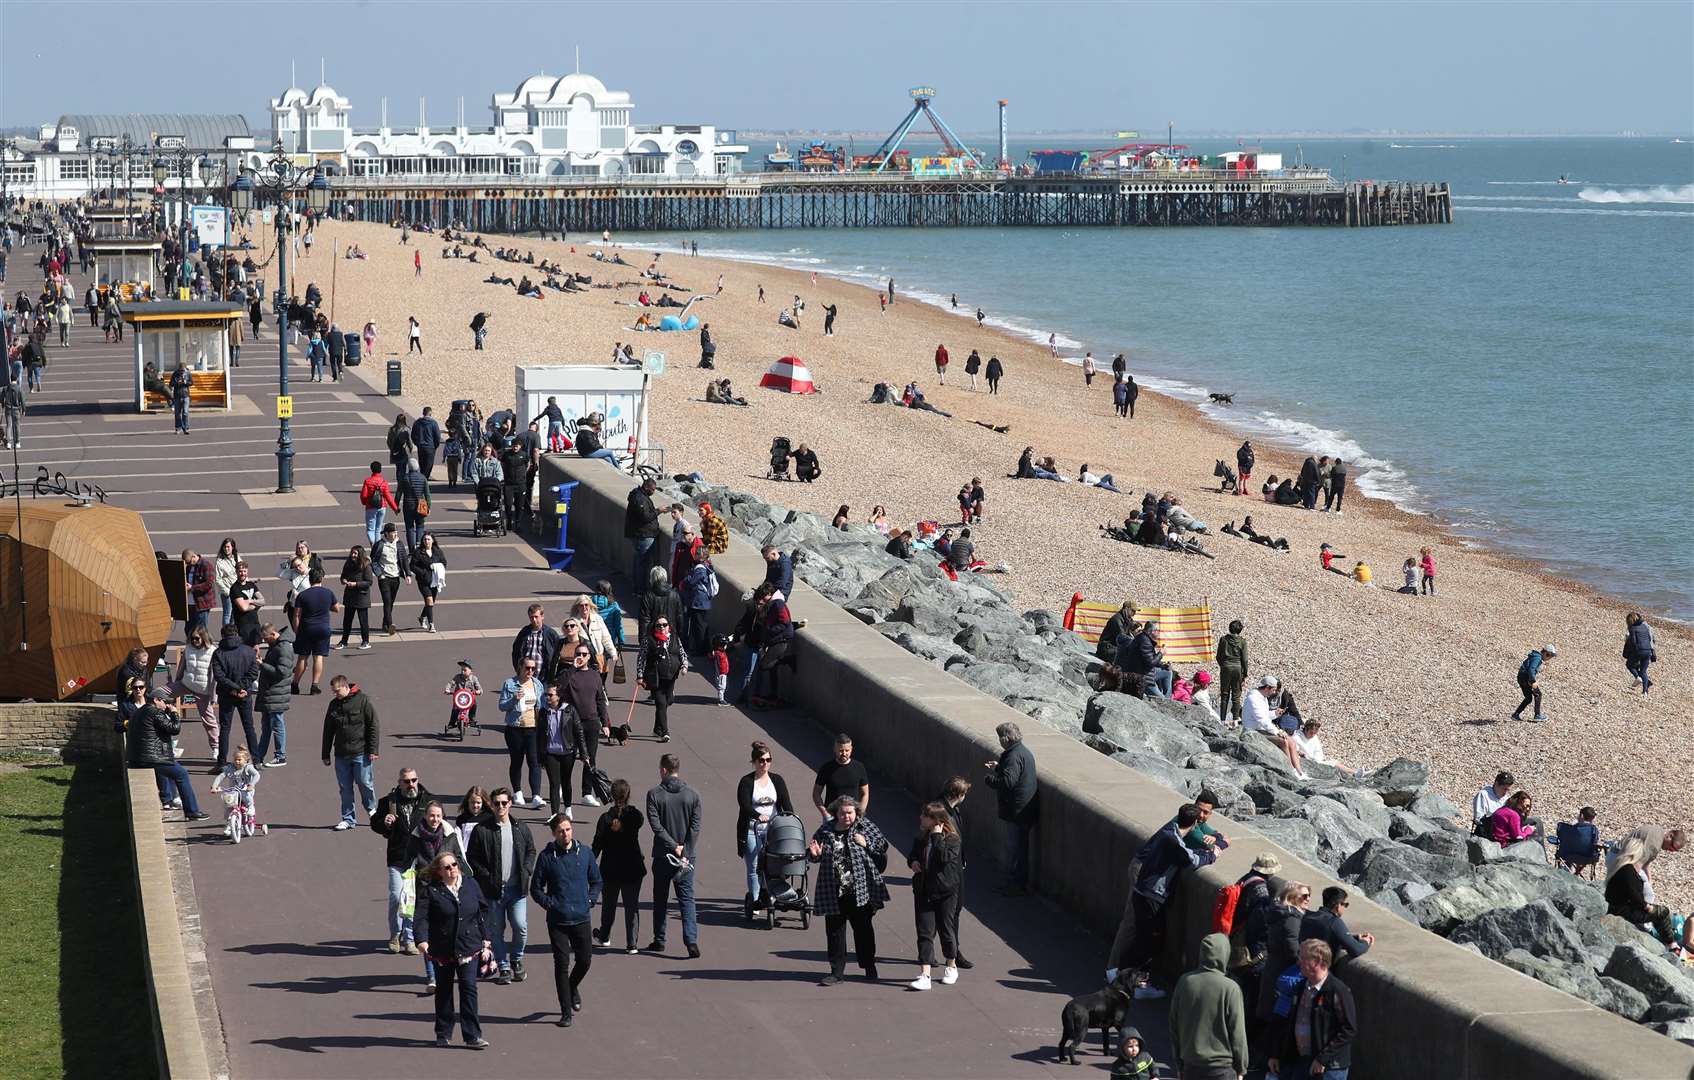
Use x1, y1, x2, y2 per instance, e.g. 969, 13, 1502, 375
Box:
1578, 184, 1694, 204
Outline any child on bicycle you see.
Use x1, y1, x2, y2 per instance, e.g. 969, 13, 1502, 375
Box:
211, 747, 262, 829
444, 659, 483, 729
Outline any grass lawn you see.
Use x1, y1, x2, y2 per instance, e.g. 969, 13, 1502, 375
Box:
0, 760, 158, 1080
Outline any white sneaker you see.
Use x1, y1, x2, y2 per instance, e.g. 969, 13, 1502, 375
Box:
530, 794, 547, 810
333, 821, 353, 831
582, 794, 603, 807
359, 643, 372, 650
941, 966, 958, 985
909, 974, 932, 991
1527, 714, 1549, 723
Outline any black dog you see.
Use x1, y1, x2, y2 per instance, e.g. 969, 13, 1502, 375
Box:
608, 723, 632, 746
1057, 970, 1136, 1064
1208, 392, 1234, 405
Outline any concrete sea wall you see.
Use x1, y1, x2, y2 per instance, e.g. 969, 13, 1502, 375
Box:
541, 457, 1694, 1080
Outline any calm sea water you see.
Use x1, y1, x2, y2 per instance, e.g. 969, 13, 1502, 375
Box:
641, 137, 1694, 617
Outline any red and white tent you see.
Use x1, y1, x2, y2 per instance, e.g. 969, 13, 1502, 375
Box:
758, 356, 818, 394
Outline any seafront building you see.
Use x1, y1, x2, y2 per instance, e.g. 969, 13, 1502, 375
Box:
1, 70, 747, 201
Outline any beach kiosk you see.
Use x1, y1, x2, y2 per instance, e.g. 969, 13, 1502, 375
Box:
515, 365, 652, 458
123, 301, 242, 413
86, 236, 163, 302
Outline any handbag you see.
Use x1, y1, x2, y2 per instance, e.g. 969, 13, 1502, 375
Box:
587, 766, 613, 805
612, 652, 627, 684
417, 496, 431, 518
398, 868, 417, 919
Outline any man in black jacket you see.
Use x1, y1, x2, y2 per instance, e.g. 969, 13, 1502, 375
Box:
625, 476, 661, 591
129, 688, 209, 820
1236, 440, 1255, 497
210, 624, 259, 773
1267, 939, 1357, 1079
511, 603, 564, 684
467, 787, 537, 984
372, 764, 433, 954
645, 753, 703, 958
323, 675, 381, 830
983, 721, 1038, 897
411, 407, 442, 481
1299, 886, 1374, 965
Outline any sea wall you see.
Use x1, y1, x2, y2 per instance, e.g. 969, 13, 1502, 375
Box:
541, 457, 1694, 1080
0, 702, 122, 760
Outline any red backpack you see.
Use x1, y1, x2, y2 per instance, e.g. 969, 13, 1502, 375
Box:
1211, 882, 1244, 936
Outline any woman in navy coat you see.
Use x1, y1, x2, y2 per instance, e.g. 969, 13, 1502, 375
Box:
416, 851, 492, 1049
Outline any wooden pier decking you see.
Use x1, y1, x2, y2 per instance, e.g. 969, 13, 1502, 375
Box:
323, 171, 1451, 233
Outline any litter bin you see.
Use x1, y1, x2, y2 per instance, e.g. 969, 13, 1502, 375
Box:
343, 331, 362, 367
385, 360, 402, 396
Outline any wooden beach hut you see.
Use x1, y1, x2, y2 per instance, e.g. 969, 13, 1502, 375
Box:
123, 301, 243, 412
85, 235, 163, 301
0, 501, 173, 700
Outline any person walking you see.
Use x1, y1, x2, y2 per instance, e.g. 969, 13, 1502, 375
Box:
1082, 352, 1096, 387
254, 623, 294, 767
415, 851, 491, 1049
468, 787, 538, 985
360, 461, 400, 546
1266, 940, 1356, 1080
964, 349, 981, 389
127, 687, 210, 821
372, 522, 408, 636
907, 801, 963, 991
736, 741, 794, 921
1624, 612, 1656, 694
557, 628, 610, 799
499, 660, 548, 809
373, 765, 432, 950
985, 354, 1003, 394
323, 675, 381, 830
637, 612, 687, 742
538, 684, 587, 818
934, 343, 949, 384
1510, 644, 1556, 722
592, 779, 647, 953
1214, 619, 1250, 727
326, 322, 344, 381
407, 801, 468, 992
398, 457, 429, 550
412, 407, 442, 481
808, 795, 890, 985
408, 315, 423, 353
470, 311, 489, 351
1169, 932, 1251, 1080
413, 250, 423, 279
644, 753, 702, 958
982, 721, 1038, 896
209, 624, 260, 773
530, 813, 603, 1026
387, 414, 414, 485
334, 546, 374, 650
410, 531, 446, 632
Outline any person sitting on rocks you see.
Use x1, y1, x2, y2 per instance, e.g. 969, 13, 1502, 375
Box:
1471, 771, 1515, 836
1291, 718, 1334, 768
1299, 886, 1373, 964
1114, 622, 1174, 698
1095, 601, 1139, 661
946, 528, 977, 572
1606, 840, 1684, 959
884, 530, 914, 560
1242, 675, 1306, 779
1487, 790, 1541, 851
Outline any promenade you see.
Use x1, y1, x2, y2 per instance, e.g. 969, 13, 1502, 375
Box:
14, 252, 1169, 1078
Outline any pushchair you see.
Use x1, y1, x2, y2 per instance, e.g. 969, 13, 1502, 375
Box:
768, 437, 793, 481
473, 477, 507, 537
761, 811, 812, 929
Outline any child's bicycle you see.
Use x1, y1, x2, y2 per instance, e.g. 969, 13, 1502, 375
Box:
444, 688, 483, 742
220, 789, 265, 844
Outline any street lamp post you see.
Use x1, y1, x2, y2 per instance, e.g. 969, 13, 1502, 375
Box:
228, 142, 329, 494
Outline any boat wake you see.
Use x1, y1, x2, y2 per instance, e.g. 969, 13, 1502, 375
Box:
1577, 184, 1694, 204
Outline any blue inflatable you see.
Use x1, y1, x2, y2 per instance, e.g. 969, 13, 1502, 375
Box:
656, 315, 700, 331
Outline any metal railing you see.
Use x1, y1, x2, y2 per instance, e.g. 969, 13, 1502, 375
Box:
325, 167, 1342, 193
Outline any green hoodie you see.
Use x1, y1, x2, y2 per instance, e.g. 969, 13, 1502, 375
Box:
1215, 632, 1249, 672
1169, 932, 1249, 1074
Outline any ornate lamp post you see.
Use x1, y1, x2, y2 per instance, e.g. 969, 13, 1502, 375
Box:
228, 142, 329, 493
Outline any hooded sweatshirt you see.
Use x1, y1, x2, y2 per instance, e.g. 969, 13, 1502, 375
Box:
1109, 1026, 1160, 1078
1169, 933, 1249, 1075
645, 774, 703, 859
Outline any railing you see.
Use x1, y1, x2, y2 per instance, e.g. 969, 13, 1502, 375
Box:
325, 168, 1342, 192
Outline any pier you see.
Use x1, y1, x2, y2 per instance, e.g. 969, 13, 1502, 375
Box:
325, 170, 1452, 233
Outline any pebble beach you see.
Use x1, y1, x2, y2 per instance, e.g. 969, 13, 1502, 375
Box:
290, 217, 1691, 908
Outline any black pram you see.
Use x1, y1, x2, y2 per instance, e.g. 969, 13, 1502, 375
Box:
768, 437, 792, 480
473, 478, 507, 537
761, 812, 811, 929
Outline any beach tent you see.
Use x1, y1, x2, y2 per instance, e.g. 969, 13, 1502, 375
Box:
759, 356, 818, 395
1063, 593, 1213, 664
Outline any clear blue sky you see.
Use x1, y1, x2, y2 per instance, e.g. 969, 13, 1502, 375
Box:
3, 0, 1690, 134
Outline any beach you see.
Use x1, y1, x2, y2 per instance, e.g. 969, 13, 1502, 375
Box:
295, 217, 1691, 907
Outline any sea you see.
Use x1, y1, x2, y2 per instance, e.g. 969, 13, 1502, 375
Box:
636, 137, 1694, 619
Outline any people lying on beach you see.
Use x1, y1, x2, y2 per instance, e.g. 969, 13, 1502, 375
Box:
1078, 466, 1123, 492
1351, 561, 1372, 585
885, 530, 915, 560
1221, 516, 1290, 549
901, 384, 953, 417
1164, 496, 1207, 533
543, 277, 565, 291
1319, 544, 1348, 574
657, 294, 684, 308
485, 274, 514, 286
705, 379, 749, 407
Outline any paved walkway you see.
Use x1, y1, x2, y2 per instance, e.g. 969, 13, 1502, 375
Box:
16, 248, 1172, 1079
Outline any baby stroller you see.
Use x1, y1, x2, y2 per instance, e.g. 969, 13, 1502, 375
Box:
473, 477, 507, 537
761, 811, 812, 929
768, 437, 793, 481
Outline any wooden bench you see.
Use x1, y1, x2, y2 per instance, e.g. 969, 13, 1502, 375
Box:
143, 371, 228, 409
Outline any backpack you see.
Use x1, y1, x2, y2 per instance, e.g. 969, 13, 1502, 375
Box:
1211, 881, 1244, 936
705, 562, 720, 599
1226, 875, 1269, 970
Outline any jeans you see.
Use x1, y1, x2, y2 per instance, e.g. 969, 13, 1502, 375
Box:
547, 920, 592, 1013
216, 694, 258, 768
388, 864, 415, 942
417, 446, 436, 481
824, 894, 878, 975
335, 754, 376, 826
504, 726, 543, 796
1278, 1064, 1348, 1080
26, 366, 41, 391
490, 884, 528, 968
173, 397, 189, 434
364, 507, 385, 545
584, 448, 621, 469
630, 537, 656, 595
598, 878, 642, 948
150, 763, 202, 814
651, 854, 697, 946
256, 710, 287, 762
1325, 477, 1346, 511
1512, 673, 1542, 719
1004, 820, 1032, 889
185, 607, 208, 637
403, 507, 425, 549
220, 594, 234, 627
433, 958, 481, 1045
743, 826, 769, 899
1143, 667, 1175, 698
1627, 656, 1653, 692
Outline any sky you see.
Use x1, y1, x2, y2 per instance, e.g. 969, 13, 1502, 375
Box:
2, 0, 1691, 135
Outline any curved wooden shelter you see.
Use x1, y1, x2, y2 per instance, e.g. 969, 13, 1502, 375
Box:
0, 501, 172, 700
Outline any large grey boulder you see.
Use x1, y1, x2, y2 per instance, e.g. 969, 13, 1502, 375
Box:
1107, 751, 1197, 796
1451, 899, 1589, 966
872, 624, 963, 666
954, 661, 1086, 712
1082, 694, 1210, 764
1466, 837, 1551, 866
1582, 914, 1665, 957
1411, 862, 1607, 934
1649, 1019, 1694, 1045
1388, 809, 1439, 842
1243, 776, 1307, 817
1644, 1002, 1694, 1024
1601, 977, 1653, 1022
1361, 758, 1430, 807
1603, 943, 1694, 1008
1210, 731, 1302, 777
1340, 837, 1472, 896
1015, 700, 1089, 739
1300, 796, 1388, 868
1497, 948, 1617, 1014
1408, 792, 1463, 822
1327, 788, 1393, 836
889, 600, 964, 639
1251, 817, 1327, 870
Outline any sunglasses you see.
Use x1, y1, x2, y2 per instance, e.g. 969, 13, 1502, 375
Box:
575, 651, 591, 658
655, 622, 669, 628
401, 778, 419, 785
441, 860, 459, 870
493, 799, 511, 807
757, 756, 772, 763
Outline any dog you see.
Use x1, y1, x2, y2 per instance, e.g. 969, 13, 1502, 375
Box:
1208, 392, 1234, 406
1057, 969, 1137, 1064
608, 723, 632, 746
1213, 459, 1238, 493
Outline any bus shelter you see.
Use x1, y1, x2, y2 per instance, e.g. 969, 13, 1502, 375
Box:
123, 301, 243, 412
86, 236, 162, 301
